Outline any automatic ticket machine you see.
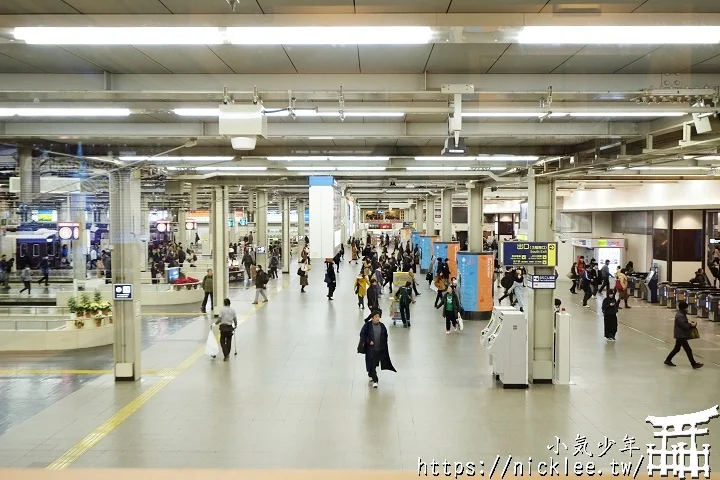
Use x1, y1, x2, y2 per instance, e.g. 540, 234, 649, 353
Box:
483, 306, 528, 389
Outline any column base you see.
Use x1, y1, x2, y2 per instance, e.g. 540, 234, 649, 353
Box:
502, 383, 529, 389
532, 379, 554, 385
461, 311, 492, 320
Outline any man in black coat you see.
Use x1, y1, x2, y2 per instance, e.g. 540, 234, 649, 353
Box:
367, 278, 379, 312
359, 310, 396, 388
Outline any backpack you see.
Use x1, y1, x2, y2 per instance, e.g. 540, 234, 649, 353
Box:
257, 271, 268, 286
397, 286, 411, 307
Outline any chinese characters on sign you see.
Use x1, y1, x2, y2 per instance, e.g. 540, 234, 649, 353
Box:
501, 242, 558, 267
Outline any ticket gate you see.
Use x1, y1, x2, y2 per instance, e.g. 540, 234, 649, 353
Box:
675, 288, 694, 309
709, 295, 720, 322
688, 290, 711, 315
667, 283, 695, 309
631, 273, 646, 298
486, 307, 528, 389
627, 275, 636, 297
698, 292, 712, 318
659, 283, 670, 306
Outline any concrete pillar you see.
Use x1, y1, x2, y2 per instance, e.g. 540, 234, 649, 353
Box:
177, 209, 187, 247
340, 195, 348, 246
425, 196, 435, 235
19, 148, 33, 206
211, 186, 229, 315
416, 199, 425, 233
189, 184, 198, 211
281, 196, 291, 273
60, 195, 71, 222
256, 190, 268, 268
441, 189, 453, 241
526, 170, 557, 383
70, 193, 87, 281
297, 200, 306, 238
468, 185, 484, 251
109, 169, 142, 381
308, 177, 338, 259
139, 198, 149, 271
248, 193, 256, 224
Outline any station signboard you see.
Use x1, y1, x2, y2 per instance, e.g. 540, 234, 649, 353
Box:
502, 242, 557, 267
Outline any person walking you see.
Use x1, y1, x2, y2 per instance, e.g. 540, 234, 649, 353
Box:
664, 301, 703, 369
19, 266, 31, 295
252, 265, 269, 304
581, 267, 593, 308
325, 258, 337, 300
213, 298, 238, 361
408, 266, 421, 296
200, 269, 213, 313
242, 250, 254, 281
396, 280, 415, 328
616, 268, 631, 309
601, 289, 619, 341
269, 253, 279, 279
505, 269, 526, 312
358, 310, 396, 388
299, 258, 309, 293
333, 250, 342, 273
0, 255, 7, 289
367, 278, 379, 312
598, 260, 612, 295
354, 273, 370, 309
433, 273, 448, 308
38, 256, 50, 286
437, 285, 461, 334
569, 261, 579, 294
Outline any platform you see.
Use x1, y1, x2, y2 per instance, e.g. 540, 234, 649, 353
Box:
0, 262, 717, 469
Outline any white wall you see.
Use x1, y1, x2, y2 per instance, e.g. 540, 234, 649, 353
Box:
672, 210, 703, 282
562, 180, 720, 211
624, 233, 652, 272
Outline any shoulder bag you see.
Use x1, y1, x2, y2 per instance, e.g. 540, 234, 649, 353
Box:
690, 326, 700, 339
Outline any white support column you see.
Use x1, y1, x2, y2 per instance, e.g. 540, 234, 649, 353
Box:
468, 185, 484, 251
109, 169, 142, 381
425, 195, 435, 235
70, 193, 87, 281
526, 170, 557, 384
211, 186, 229, 316
256, 190, 268, 268
340, 194, 348, 246
139, 198, 149, 271
18, 147, 32, 206
441, 189, 453, 241
177, 209, 187, 247
281, 196, 291, 273
409, 204, 416, 224
416, 199, 425, 233
189, 183, 198, 211
297, 199, 306, 238
308, 176, 338, 259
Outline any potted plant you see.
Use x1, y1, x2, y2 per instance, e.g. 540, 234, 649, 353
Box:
67, 297, 80, 318
94, 313, 103, 327
100, 301, 112, 315
74, 318, 85, 328
80, 293, 92, 318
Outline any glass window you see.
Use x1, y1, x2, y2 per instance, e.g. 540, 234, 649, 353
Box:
32, 244, 40, 257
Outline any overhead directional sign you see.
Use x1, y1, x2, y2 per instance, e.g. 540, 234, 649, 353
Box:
502, 242, 557, 267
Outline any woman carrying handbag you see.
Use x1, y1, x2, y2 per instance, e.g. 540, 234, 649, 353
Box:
664, 301, 703, 369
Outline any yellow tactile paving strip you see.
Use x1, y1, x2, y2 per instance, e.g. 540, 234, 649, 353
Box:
44, 278, 287, 470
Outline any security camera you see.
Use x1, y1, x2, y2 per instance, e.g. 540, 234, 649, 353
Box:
226, 0, 239, 11
561, 239, 567, 243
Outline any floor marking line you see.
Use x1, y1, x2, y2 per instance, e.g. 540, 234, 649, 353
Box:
45, 276, 288, 470
0, 369, 163, 376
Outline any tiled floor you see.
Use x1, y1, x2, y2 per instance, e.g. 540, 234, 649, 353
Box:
0, 260, 718, 470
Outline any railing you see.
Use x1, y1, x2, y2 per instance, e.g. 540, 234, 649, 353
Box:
0, 316, 69, 331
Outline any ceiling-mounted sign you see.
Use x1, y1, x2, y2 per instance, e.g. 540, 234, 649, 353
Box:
156, 221, 171, 233
57, 222, 80, 240
502, 242, 557, 267
185, 221, 197, 231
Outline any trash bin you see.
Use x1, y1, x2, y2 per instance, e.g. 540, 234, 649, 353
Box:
697, 292, 712, 318
659, 282, 670, 306
708, 294, 720, 322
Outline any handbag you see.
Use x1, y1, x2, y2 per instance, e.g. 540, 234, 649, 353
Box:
566, 271, 574, 279
357, 338, 366, 354
690, 326, 700, 339
297, 268, 303, 276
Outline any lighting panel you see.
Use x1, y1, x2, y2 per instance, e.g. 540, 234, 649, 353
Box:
14, 27, 225, 45
226, 27, 434, 45
517, 26, 720, 44
120, 156, 234, 161
0, 108, 130, 117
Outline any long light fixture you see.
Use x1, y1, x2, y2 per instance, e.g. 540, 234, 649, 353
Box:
697, 155, 720, 160
630, 166, 709, 171
269, 156, 389, 161
476, 155, 539, 161
226, 27, 434, 45
287, 167, 336, 171
286, 166, 386, 171
517, 26, 720, 45
119, 156, 234, 161
196, 166, 267, 171
406, 167, 472, 171
414, 156, 477, 161
337, 167, 386, 171
14, 27, 226, 45
0, 108, 130, 117
553, 112, 687, 118
172, 108, 402, 118
462, 112, 545, 118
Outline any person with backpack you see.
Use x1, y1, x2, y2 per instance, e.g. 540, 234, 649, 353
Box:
437, 285, 461, 334
269, 253, 279, 279
504, 269, 526, 312
396, 280, 415, 328
601, 289, 619, 341
664, 301, 703, 369
433, 273, 448, 308
581, 267, 593, 308
498, 267, 516, 305
325, 258, 336, 300
615, 268, 631, 309
252, 265, 269, 304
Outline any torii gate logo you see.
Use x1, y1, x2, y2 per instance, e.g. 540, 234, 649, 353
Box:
646, 405, 719, 478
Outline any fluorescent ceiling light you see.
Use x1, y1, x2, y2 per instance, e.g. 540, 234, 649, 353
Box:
119, 156, 234, 161
343, 112, 405, 117
0, 108, 130, 117
268, 156, 389, 162
567, 112, 686, 117
414, 156, 477, 161
406, 167, 472, 171
462, 112, 544, 118
630, 166, 709, 171
697, 155, 720, 160
14, 27, 225, 45
609, 166, 627, 170
336, 167, 387, 171
307, 136, 335, 140
517, 26, 720, 45
196, 167, 267, 171
477, 155, 539, 161
226, 27, 433, 45
172, 108, 402, 118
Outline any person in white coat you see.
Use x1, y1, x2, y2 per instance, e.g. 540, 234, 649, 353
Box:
506, 269, 525, 312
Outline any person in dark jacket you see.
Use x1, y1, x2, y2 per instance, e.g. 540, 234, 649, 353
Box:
241, 251, 254, 281
665, 301, 703, 368
38, 256, 50, 286
367, 278, 379, 312
437, 285, 461, 334
325, 259, 337, 300
581, 268, 593, 307
359, 310, 396, 388
200, 269, 213, 313
252, 265, 269, 304
333, 250, 342, 273
601, 289, 619, 341
569, 262, 579, 294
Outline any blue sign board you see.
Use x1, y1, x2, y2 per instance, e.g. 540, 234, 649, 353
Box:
502, 242, 557, 267
411, 232, 420, 249
419, 236, 433, 272
239, 218, 248, 226
457, 253, 478, 312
